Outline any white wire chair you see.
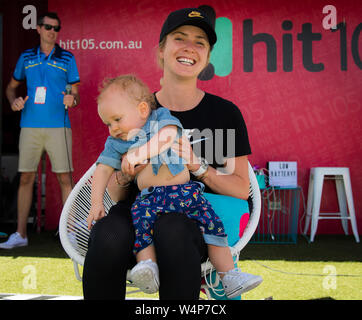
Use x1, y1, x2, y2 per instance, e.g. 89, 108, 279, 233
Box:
59, 161, 261, 299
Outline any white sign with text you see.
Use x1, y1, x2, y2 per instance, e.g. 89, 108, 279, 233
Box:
268, 161, 297, 187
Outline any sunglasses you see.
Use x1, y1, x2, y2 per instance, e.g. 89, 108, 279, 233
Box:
41, 24, 61, 32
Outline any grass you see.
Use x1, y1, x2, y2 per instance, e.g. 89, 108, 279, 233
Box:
240, 235, 362, 300
0, 228, 361, 300
0, 230, 83, 297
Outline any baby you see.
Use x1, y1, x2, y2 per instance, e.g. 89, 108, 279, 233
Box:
87, 75, 262, 298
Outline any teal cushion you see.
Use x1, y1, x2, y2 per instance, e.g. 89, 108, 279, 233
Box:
203, 193, 250, 247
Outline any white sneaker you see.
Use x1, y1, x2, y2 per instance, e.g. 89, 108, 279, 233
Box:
130, 259, 159, 294
221, 268, 263, 298
0, 232, 28, 249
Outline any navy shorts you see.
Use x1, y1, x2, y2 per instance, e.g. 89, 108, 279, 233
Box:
131, 181, 228, 254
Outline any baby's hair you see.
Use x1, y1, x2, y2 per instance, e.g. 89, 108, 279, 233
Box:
98, 74, 156, 110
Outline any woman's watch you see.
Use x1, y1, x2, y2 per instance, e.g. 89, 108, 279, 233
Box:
191, 157, 209, 177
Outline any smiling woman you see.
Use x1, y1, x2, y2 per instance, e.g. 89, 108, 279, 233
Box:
82, 7, 256, 301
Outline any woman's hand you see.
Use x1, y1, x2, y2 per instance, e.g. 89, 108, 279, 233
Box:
171, 135, 200, 172
173, 135, 250, 199
115, 168, 133, 186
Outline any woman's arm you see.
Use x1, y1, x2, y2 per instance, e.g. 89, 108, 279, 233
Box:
172, 136, 250, 200
106, 170, 132, 203
107, 163, 148, 203
199, 155, 250, 200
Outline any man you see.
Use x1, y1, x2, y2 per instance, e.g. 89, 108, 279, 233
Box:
0, 12, 80, 249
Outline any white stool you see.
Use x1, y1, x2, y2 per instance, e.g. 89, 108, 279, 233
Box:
303, 167, 360, 243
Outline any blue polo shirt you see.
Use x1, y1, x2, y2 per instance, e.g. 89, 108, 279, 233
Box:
13, 44, 80, 128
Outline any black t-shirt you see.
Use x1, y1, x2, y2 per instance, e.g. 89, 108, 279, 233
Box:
155, 92, 251, 193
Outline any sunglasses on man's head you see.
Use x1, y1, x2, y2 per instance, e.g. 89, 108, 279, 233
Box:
41, 24, 61, 32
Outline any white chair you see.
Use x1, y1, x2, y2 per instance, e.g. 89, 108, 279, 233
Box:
59, 162, 261, 299
303, 167, 360, 243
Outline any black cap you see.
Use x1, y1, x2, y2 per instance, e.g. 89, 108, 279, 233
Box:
159, 8, 217, 46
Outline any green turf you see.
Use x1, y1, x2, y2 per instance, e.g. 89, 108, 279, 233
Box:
240, 235, 362, 300
0, 230, 361, 300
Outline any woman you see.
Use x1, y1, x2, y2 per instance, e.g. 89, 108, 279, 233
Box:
82, 7, 259, 300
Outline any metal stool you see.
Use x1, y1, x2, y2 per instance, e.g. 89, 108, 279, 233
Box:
303, 167, 360, 242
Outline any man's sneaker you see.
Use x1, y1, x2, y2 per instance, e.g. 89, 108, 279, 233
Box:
221, 268, 263, 298
130, 259, 159, 294
0, 232, 28, 249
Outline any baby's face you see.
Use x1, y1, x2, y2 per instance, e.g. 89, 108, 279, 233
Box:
98, 86, 147, 140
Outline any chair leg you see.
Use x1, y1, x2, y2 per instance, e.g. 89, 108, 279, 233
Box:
335, 177, 349, 235
303, 171, 314, 235
310, 172, 324, 242
342, 172, 360, 243
73, 260, 82, 282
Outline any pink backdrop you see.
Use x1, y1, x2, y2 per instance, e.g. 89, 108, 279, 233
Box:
44, 0, 362, 235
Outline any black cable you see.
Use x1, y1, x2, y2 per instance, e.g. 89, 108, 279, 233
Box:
251, 260, 362, 277
54, 109, 75, 237
64, 108, 74, 188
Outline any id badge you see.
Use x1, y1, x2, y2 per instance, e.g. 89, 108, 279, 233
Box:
34, 86, 47, 104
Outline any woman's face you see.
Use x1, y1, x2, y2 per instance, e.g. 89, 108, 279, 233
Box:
159, 25, 211, 79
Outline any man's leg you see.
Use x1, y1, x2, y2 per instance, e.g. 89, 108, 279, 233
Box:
0, 171, 35, 248
17, 172, 36, 238
56, 172, 73, 204
16, 128, 43, 238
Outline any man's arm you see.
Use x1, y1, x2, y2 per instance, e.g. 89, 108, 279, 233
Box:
6, 77, 27, 111
71, 83, 80, 107
63, 83, 80, 108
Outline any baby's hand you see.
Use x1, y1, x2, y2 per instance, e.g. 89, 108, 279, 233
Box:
87, 204, 106, 230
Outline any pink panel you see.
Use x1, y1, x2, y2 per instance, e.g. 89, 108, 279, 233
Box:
45, 0, 361, 235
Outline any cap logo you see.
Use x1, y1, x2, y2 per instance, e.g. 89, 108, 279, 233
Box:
188, 11, 203, 18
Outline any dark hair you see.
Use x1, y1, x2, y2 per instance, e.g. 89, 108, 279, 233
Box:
37, 12, 61, 26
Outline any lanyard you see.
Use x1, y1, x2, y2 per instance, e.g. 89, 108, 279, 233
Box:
37, 46, 55, 84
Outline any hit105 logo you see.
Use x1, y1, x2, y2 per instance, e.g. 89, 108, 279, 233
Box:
198, 4, 361, 81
